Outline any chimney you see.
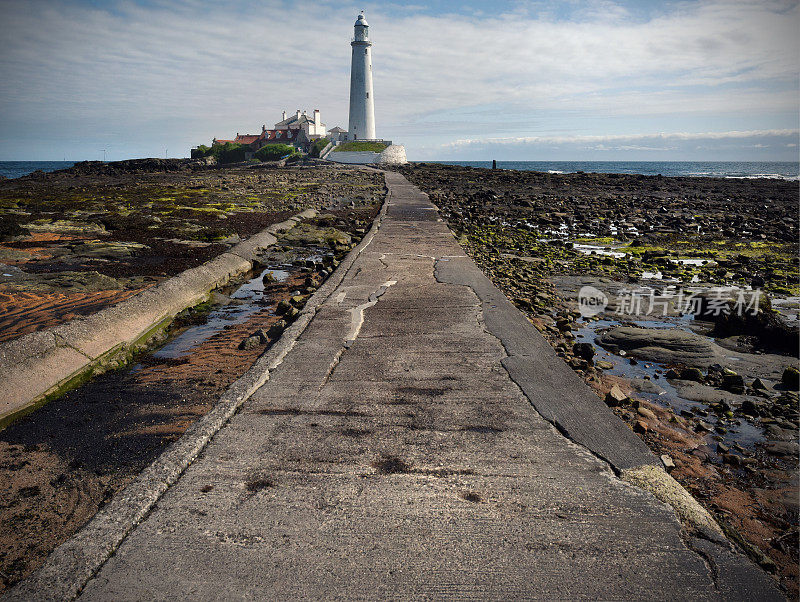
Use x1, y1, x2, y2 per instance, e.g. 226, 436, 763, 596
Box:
296, 109, 301, 119
313, 109, 320, 124
282, 110, 286, 120
262, 124, 266, 134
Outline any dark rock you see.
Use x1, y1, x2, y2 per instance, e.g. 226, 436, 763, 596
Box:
764, 441, 799, 457
267, 319, 287, 339
722, 453, 743, 466
740, 398, 761, 416
721, 373, 745, 394
679, 367, 705, 382
238, 335, 262, 350
572, 342, 595, 361
765, 425, 796, 441
782, 366, 799, 390
275, 300, 292, 315
568, 358, 589, 371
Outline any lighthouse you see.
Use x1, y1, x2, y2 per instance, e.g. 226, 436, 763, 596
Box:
348, 13, 376, 141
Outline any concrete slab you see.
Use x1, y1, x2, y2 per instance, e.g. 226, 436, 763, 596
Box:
10, 171, 781, 601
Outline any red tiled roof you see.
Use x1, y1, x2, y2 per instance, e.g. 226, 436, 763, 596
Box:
234, 134, 260, 145
214, 129, 300, 148
262, 129, 299, 141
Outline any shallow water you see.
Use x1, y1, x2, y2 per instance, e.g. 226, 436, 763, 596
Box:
153, 266, 290, 360
575, 317, 766, 448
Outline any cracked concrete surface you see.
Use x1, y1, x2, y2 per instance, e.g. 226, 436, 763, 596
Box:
11, 172, 782, 600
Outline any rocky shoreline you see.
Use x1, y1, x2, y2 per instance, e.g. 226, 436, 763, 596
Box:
395, 162, 799, 598
0, 160, 797, 596
0, 159, 383, 342
0, 160, 384, 592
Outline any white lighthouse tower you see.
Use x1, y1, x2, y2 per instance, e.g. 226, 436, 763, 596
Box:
348, 12, 376, 141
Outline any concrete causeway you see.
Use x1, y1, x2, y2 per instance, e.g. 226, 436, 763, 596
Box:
15, 172, 781, 600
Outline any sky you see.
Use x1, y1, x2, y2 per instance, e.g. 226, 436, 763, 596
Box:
0, 0, 798, 161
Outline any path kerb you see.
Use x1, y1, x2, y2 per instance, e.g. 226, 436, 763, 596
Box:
0, 209, 317, 428
4, 185, 390, 602
5, 173, 780, 600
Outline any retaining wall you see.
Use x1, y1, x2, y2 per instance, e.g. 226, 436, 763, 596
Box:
0, 209, 317, 428
328, 145, 407, 165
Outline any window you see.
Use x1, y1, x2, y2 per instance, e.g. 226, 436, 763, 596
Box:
365, 49, 368, 55
366, 92, 369, 98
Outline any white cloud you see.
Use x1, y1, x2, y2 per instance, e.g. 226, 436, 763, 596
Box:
445, 129, 799, 147
0, 0, 797, 159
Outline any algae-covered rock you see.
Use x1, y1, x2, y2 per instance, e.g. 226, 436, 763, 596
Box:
24, 219, 109, 236
279, 223, 351, 248
72, 240, 150, 259
3, 270, 124, 292
0, 247, 31, 261
782, 366, 799, 390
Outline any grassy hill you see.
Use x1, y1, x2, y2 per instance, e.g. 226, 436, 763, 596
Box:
333, 141, 388, 152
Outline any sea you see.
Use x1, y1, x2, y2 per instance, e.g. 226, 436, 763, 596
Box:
427, 160, 799, 180
0, 161, 75, 179
0, 160, 797, 180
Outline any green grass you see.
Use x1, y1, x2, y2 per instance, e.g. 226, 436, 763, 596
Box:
333, 141, 388, 152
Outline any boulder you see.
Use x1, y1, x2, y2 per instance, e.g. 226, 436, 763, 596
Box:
267, 319, 287, 339
721, 373, 745, 394
782, 366, 799, 390
740, 398, 761, 417
275, 300, 292, 315
764, 441, 799, 457
605, 385, 628, 406
572, 342, 595, 361
238, 335, 262, 350
680, 367, 705, 382
597, 326, 718, 367
637, 406, 657, 421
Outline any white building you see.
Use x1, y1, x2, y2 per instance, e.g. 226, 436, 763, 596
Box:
327, 126, 348, 142
274, 109, 326, 138
347, 13, 376, 140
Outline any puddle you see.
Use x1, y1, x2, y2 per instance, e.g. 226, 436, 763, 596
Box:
575, 317, 766, 448
573, 244, 626, 259
231, 268, 290, 299
153, 266, 290, 360
771, 296, 800, 322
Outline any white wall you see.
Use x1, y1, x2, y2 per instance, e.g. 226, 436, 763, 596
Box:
348, 41, 376, 140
